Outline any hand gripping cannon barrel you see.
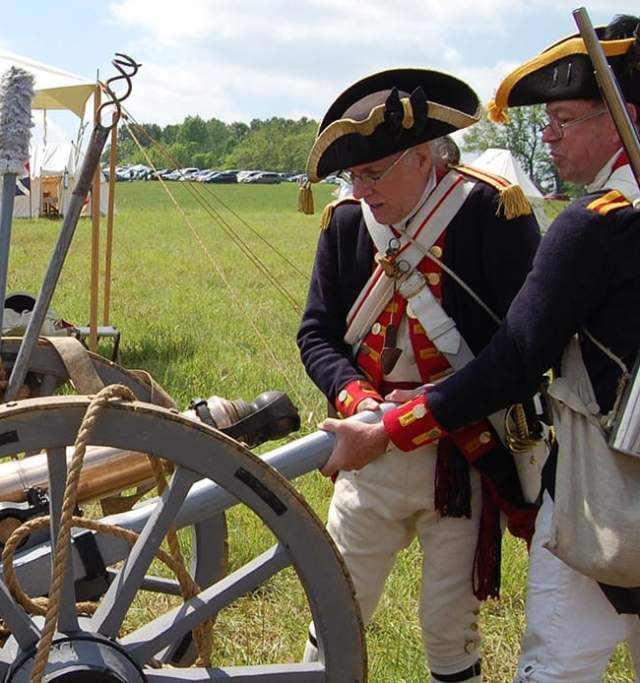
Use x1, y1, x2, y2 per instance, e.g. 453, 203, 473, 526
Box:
0, 56, 368, 682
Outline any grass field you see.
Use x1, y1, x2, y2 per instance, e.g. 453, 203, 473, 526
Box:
5, 181, 635, 681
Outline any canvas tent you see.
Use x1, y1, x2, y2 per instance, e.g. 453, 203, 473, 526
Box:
0, 50, 119, 345
0, 50, 100, 219
0, 49, 95, 117
471, 148, 549, 231
12, 143, 109, 219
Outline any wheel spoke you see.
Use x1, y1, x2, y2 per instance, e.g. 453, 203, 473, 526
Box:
46, 446, 79, 632
0, 399, 365, 681
144, 664, 325, 681
0, 577, 39, 649
122, 543, 291, 664
90, 465, 199, 637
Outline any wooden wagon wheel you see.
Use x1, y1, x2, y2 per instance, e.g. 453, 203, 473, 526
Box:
0, 339, 229, 666
0, 396, 366, 682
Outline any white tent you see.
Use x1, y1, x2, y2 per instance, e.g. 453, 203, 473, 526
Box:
471, 148, 549, 231
12, 143, 109, 219
0, 50, 102, 219
0, 49, 94, 118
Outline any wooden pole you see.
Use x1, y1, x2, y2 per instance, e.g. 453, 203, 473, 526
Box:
89, 82, 101, 352
102, 113, 117, 325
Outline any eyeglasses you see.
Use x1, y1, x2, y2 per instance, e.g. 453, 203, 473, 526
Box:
540, 108, 607, 139
339, 148, 413, 187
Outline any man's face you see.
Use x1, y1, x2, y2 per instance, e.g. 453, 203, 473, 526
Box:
542, 100, 619, 184
348, 144, 433, 225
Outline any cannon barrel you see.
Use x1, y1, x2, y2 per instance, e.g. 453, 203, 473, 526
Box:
4, 403, 389, 599
0, 390, 300, 506
91, 405, 386, 534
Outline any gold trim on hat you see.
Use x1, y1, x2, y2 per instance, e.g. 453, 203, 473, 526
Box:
307, 96, 480, 182
489, 35, 634, 123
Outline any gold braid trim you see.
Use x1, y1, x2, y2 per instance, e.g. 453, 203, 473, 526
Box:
587, 189, 631, 215
307, 98, 480, 182
489, 35, 633, 123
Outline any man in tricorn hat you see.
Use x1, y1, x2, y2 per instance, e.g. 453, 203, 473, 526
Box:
314, 15, 640, 681
297, 68, 540, 682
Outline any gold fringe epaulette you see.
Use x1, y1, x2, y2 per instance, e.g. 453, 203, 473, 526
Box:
587, 189, 631, 216
297, 180, 315, 215
453, 164, 533, 219
320, 197, 360, 231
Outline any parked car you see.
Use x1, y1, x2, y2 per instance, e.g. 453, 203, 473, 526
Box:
243, 171, 281, 184
148, 169, 170, 180
177, 167, 201, 181
237, 170, 261, 182
204, 171, 238, 184
194, 169, 215, 182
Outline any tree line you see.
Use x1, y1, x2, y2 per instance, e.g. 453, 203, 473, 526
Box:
114, 108, 576, 194
115, 115, 318, 174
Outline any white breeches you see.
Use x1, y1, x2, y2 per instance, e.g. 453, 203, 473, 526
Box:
326, 445, 483, 678
514, 491, 640, 683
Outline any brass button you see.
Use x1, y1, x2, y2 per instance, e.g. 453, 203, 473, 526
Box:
413, 404, 427, 419
406, 304, 418, 319
426, 272, 440, 286
464, 638, 479, 654
430, 245, 443, 258
479, 431, 492, 445
371, 322, 382, 335
338, 389, 348, 403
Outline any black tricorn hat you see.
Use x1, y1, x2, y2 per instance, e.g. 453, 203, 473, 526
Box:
306, 68, 481, 182
488, 23, 640, 123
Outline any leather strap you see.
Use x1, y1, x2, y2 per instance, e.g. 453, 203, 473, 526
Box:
46, 336, 104, 394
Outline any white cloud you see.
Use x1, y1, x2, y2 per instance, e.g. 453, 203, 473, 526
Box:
109, 0, 217, 46
106, 0, 640, 126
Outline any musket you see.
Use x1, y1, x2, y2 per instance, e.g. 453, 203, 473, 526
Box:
573, 7, 640, 193
573, 8, 640, 456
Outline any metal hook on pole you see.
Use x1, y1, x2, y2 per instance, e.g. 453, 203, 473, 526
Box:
4, 55, 140, 402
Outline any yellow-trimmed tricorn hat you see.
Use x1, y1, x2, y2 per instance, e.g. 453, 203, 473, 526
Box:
488, 18, 640, 123
305, 68, 481, 183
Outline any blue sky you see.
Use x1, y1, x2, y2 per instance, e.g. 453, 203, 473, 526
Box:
0, 1, 636, 143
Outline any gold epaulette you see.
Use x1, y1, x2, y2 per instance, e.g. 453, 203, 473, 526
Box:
587, 190, 631, 216
320, 197, 360, 231
453, 164, 533, 220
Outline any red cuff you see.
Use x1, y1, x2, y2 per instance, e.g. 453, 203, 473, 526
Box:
383, 394, 447, 451
335, 379, 383, 418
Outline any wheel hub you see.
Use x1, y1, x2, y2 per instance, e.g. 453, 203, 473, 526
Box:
7, 634, 146, 683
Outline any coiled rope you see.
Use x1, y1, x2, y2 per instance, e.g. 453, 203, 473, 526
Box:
1, 385, 213, 681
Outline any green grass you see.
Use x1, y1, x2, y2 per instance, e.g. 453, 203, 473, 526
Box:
5, 181, 634, 681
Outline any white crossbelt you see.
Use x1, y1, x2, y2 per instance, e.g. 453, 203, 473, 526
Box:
345, 170, 473, 347
346, 170, 507, 441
